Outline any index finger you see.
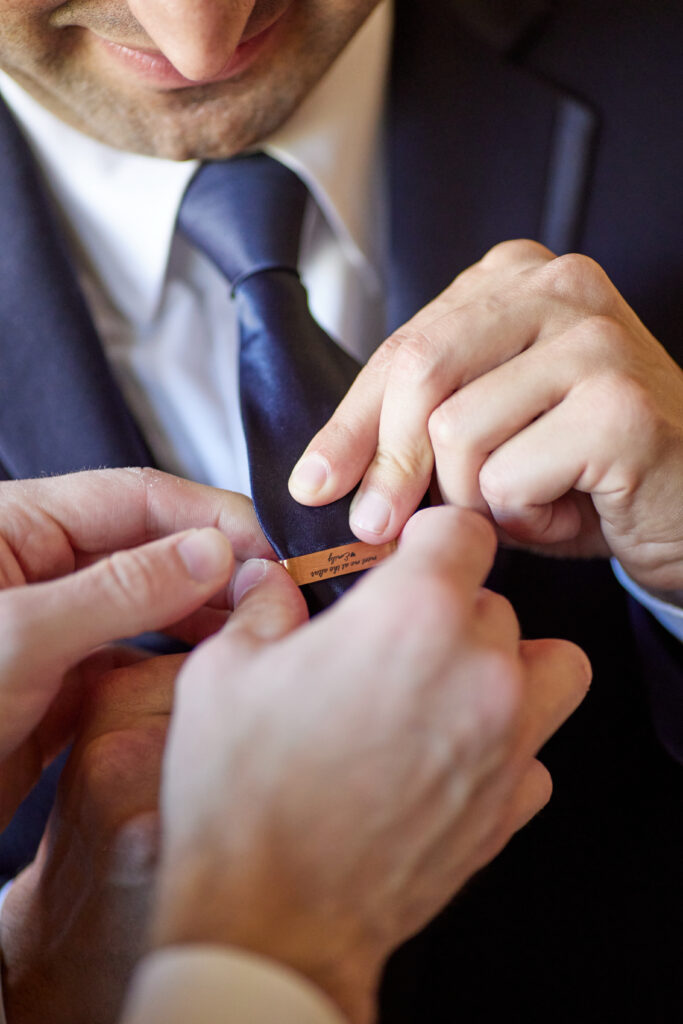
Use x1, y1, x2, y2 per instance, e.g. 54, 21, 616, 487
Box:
0, 469, 274, 582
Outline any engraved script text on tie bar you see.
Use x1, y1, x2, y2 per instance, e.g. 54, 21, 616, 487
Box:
281, 540, 398, 587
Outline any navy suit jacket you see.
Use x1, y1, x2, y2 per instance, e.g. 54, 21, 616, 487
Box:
0, 0, 681, 1019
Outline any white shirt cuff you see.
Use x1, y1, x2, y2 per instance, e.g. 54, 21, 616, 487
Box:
612, 559, 683, 642
120, 946, 348, 1024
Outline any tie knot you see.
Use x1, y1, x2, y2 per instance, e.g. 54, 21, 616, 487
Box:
177, 153, 308, 287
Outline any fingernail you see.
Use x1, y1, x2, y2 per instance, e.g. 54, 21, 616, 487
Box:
177, 529, 233, 583
289, 454, 329, 497
350, 489, 392, 535
233, 559, 269, 604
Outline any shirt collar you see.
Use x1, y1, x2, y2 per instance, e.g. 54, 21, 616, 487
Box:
264, 0, 392, 277
0, 66, 196, 324
0, 1, 392, 324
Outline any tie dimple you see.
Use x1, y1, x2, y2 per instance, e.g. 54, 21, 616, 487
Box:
178, 153, 363, 611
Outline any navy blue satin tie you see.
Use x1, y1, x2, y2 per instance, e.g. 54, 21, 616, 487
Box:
178, 153, 362, 611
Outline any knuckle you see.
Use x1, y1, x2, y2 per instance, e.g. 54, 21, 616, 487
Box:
365, 333, 403, 377
450, 260, 487, 292
576, 313, 629, 360
469, 649, 523, 739
125, 466, 173, 535
486, 650, 524, 721
101, 547, 159, 612
559, 642, 592, 697
388, 328, 445, 393
566, 643, 593, 695
529, 762, 555, 807
485, 763, 554, 855
430, 399, 462, 452
579, 372, 624, 425
478, 456, 517, 510
0, 536, 27, 589
121, 465, 166, 507
476, 587, 518, 627
0, 502, 74, 582
124, 465, 165, 490
481, 238, 554, 269
428, 402, 454, 448
522, 764, 555, 819
580, 369, 659, 446
428, 393, 475, 450
316, 415, 364, 456
536, 252, 611, 307
523, 636, 592, 701
534, 637, 592, 703
373, 437, 433, 484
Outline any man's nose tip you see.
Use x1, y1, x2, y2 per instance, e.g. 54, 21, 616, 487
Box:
158, 38, 237, 83
127, 0, 254, 81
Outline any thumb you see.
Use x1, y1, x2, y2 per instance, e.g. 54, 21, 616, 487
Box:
223, 558, 309, 648
180, 558, 309, 688
0, 528, 235, 758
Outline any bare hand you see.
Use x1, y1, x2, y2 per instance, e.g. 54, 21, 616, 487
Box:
289, 240, 683, 592
0, 468, 272, 828
0, 651, 182, 1024
150, 506, 591, 1024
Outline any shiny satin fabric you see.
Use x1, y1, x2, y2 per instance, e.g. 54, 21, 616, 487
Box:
178, 153, 362, 611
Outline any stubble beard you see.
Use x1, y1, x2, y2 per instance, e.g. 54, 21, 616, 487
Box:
47, 69, 310, 159
1, 44, 324, 159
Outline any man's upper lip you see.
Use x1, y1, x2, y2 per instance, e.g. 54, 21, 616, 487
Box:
103, 42, 166, 56
99, 38, 236, 59
89, 6, 286, 58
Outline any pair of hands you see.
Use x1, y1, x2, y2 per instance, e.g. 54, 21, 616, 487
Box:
291, 240, 683, 594
0, 468, 589, 1024
0, 468, 269, 1023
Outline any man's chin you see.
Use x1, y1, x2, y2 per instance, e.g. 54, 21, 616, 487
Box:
96, 91, 298, 161
76, 94, 272, 162
9, 66, 300, 160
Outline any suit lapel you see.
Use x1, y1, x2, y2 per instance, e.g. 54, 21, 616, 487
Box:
0, 97, 152, 479
385, 0, 599, 332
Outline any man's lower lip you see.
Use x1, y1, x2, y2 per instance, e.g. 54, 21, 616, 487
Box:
97, 23, 276, 88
